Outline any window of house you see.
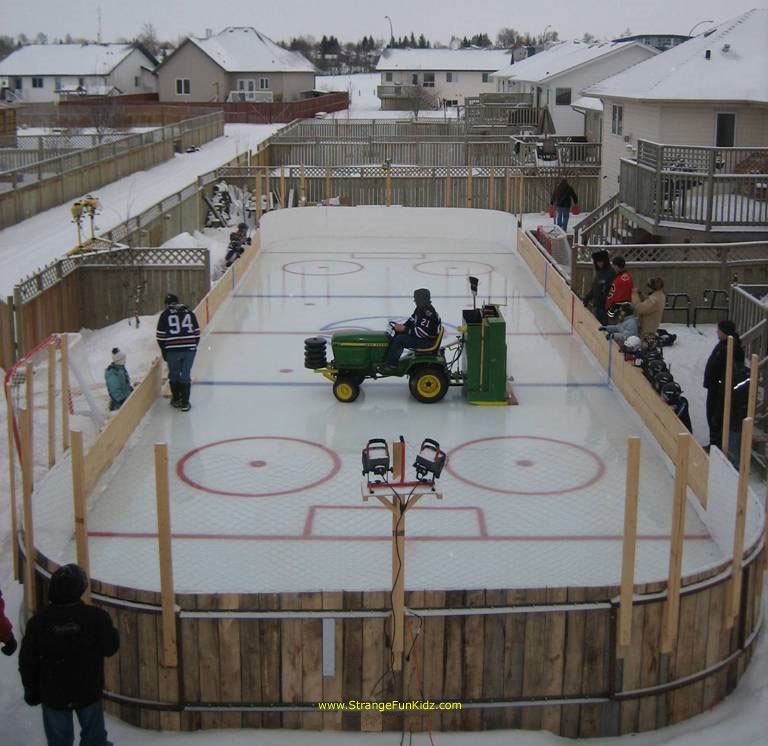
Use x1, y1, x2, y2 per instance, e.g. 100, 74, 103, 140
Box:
13, 77, 22, 90
423, 72, 435, 87
32, 77, 44, 88
238, 79, 256, 92
175, 78, 191, 95
134, 76, 140, 87
482, 73, 490, 83
444, 99, 458, 107
411, 73, 418, 85
259, 78, 270, 89
611, 104, 623, 135
78, 77, 84, 88
555, 87, 571, 106
446, 72, 457, 83
715, 112, 735, 147
385, 72, 393, 82
54, 78, 61, 91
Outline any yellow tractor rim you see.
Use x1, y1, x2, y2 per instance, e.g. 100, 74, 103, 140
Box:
416, 373, 442, 398
336, 382, 355, 401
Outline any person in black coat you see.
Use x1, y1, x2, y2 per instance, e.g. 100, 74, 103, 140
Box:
381, 288, 441, 371
550, 179, 579, 231
582, 250, 614, 325
703, 320, 745, 449
19, 564, 119, 746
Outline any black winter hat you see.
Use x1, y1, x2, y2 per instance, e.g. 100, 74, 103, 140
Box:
164, 293, 179, 306
413, 288, 431, 307
49, 564, 88, 604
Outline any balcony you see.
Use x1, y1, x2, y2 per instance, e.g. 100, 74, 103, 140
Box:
620, 140, 768, 231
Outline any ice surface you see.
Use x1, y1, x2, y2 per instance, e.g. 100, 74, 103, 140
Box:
27, 207, 735, 594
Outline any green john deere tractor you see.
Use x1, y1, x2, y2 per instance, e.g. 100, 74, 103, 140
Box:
305, 278, 513, 405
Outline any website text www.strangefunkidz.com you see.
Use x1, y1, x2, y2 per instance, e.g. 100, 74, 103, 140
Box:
317, 700, 462, 712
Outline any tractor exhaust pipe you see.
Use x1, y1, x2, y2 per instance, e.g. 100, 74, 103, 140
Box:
469, 276, 479, 310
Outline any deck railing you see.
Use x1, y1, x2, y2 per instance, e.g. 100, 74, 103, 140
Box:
621, 140, 768, 229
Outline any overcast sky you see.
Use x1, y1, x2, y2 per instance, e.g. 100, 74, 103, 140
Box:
0, 0, 761, 44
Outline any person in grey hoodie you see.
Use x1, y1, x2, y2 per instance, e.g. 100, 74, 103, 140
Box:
601, 303, 639, 345
104, 348, 133, 411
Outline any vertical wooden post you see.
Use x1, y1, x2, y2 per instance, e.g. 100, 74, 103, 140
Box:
70, 429, 92, 604
61, 334, 70, 451
619, 437, 641, 647
6, 382, 20, 581
255, 168, 263, 224
24, 363, 34, 490
324, 167, 332, 204
20, 408, 36, 615
517, 173, 524, 226
391, 498, 405, 671
445, 168, 452, 208
662, 432, 689, 653
155, 443, 178, 667
488, 167, 496, 210
505, 168, 511, 213
721, 335, 734, 453
279, 164, 286, 208
385, 167, 392, 207
299, 165, 306, 206
466, 167, 473, 208
747, 353, 759, 419
47, 341, 56, 468
392, 440, 404, 482
727, 417, 753, 628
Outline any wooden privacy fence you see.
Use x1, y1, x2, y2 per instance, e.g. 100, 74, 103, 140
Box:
0, 112, 224, 229
11, 247, 210, 360
219, 165, 601, 215
569, 241, 768, 312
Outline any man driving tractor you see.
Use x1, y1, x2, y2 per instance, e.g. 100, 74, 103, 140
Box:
380, 288, 441, 373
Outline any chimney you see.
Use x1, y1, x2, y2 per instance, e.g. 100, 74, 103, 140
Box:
705, 49, 711, 59
205, 28, 213, 39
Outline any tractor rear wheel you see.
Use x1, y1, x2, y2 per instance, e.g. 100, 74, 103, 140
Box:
409, 366, 449, 403
333, 377, 360, 403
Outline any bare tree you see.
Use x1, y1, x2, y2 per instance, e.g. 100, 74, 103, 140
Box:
496, 27, 522, 48
403, 85, 439, 120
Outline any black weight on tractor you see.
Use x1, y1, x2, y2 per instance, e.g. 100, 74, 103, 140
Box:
304, 337, 328, 369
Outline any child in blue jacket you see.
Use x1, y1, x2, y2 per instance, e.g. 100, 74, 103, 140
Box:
105, 348, 133, 411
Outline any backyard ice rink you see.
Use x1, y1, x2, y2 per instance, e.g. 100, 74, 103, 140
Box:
29, 207, 764, 597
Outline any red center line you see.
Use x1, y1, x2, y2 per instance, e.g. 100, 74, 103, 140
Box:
210, 330, 573, 336
87, 530, 712, 543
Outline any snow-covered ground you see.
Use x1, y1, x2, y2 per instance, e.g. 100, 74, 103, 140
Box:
0, 123, 282, 296
317, 72, 459, 119
0, 208, 765, 744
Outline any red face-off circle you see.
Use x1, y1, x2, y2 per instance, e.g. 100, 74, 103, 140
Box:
282, 260, 363, 276
177, 437, 341, 497
446, 436, 605, 496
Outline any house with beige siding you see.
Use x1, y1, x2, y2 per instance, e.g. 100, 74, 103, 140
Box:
376, 48, 512, 110
157, 27, 317, 103
586, 8, 768, 203
0, 43, 157, 103
490, 40, 657, 136
577, 9, 768, 242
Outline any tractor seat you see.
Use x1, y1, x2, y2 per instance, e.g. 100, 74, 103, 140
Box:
414, 326, 445, 355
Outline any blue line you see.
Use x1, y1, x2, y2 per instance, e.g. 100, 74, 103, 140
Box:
233, 293, 547, 300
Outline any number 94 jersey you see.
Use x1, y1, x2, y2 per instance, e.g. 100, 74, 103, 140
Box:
156, 304, 201, 351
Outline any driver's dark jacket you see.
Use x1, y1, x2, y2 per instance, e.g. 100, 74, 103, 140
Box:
404, 304, 440, 340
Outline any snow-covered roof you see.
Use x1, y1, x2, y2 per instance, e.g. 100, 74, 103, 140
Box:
189, 27, 317, 73
377, 48, 512, 72
585, 9, 768, 103
490, 40, 655, 83
0, 44, 141, 76
572, 95, 603, 112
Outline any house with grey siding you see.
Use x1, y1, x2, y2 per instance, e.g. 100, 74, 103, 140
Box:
156, 27, 317, 103
586, 8, 768, 202
0, 43, 157, 103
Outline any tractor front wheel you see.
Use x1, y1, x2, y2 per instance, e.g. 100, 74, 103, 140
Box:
333, 377, 361, 403
409, 366, 449, 403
